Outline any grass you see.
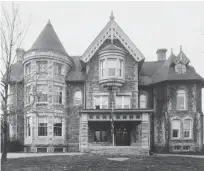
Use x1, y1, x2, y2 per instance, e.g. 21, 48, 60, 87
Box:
1, 154, 204, 171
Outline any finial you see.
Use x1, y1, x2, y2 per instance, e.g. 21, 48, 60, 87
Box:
110, 11, 115, 20
171, 48, 173, 54
180, 45, 182, 52
48, 19, 51, 24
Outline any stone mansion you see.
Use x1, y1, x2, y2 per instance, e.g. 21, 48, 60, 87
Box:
8, 13, 203, 154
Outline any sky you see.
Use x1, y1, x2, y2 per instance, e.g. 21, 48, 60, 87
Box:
1, 1, 204, 110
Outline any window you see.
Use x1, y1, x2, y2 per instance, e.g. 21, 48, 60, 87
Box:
173, 146, 181, 151
53, 117, 62, 136
183, 119, 192, 138
94, 131, 108, 142
115, 96, 130, 109
26, 117, 31, 137
25, 63, 31, 75
74, 91, 82, 105
26, 85, 31, 104
139, 94, 147, 108
53, 63, 62, 75
171, 119, 181, 139
100, 58, 124, 78
94, 95, 108, 109
38, 117, 47, 136
175, 63, 186, 74
53, 86, 62, 104
37, 85, 48, 103
37, 61, 47, 73
177, 89, 187, 110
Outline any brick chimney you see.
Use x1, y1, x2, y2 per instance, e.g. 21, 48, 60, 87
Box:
16, 48, 25, 62
156, 48, 167, 61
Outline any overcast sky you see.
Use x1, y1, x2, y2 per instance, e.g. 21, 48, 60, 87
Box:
2, 1, 204, 109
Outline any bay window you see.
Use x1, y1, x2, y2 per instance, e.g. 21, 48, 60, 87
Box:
100, 58, 124, 79
94, 95, 108, 109
116, 96, 130, 109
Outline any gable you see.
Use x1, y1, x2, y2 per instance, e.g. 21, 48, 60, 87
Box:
80, 16, 145, 63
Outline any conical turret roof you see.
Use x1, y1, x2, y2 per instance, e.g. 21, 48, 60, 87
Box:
30, 20, 68, 55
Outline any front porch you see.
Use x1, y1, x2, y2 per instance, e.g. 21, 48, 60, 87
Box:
79, 109, 153, 155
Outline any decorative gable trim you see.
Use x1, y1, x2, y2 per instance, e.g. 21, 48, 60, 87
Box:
81, 16, 145, 63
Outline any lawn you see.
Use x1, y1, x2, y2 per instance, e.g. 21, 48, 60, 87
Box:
1, 154, 204, 171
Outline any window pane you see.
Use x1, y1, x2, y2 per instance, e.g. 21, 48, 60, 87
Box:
74, 91, 82, 105
116, 96, 122, 108
94, 96, 100, 109
177, 90, 186, 110
173, 130, 178, 138
102, 96, 108, 109
184, 120, 191, 129
172, 120, 180, 129
124, 96, 130, 108
140, 94, 147, 108
54, 123, 62, 136
107, 59, 116, 76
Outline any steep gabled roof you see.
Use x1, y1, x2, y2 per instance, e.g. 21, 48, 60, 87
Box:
30, 20, 68, 56
66, 56, 86, 82
80, 13, 145, 63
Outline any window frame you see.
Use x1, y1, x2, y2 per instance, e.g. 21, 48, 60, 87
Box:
94, 130, 108, 142
115, 95, 131, 109
99, 57, 124, 79
183, 119, 192, 139
53, 63, 62, 75
139, 94, 147, 109
25, 63, 31, 76
176, 89, 187, 111
175, 63, 186, 74
171, 119, 181, 139
53, 117, 63, 137
26, 85, 31, 105
26, 116, 31, 137
93, 95, 109, 109
74, 90, 82, 106
36, 84, 48, 104
38, 117, 48, 137
36, 61, 48, 74
53, 86, 63, 104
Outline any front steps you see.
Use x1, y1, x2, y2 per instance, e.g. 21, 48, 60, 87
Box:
85, 146, 149, 155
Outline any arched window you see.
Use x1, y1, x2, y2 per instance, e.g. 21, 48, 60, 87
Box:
74, 91, 82, 105
139, 94, 147, 108
171, 119, 181, 139
183, 119, 192, 139
176, 89, 187, 110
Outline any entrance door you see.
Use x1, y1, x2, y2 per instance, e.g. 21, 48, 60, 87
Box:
115, 123, 130, 146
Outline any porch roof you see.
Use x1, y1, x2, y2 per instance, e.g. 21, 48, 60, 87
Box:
79, 109, 154, 115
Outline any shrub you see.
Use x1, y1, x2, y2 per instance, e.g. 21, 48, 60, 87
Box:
8, 140, 24, 152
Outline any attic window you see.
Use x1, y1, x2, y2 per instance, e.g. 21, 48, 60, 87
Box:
175, 63, 186, 74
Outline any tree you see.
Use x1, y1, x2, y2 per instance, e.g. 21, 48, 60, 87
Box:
0, 3, 30, 162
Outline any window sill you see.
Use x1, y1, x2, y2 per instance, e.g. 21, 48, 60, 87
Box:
36, 102, 48, 105
171, 138, 181, 140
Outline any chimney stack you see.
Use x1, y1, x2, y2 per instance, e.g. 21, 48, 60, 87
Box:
16, 48, 25, 62
156, 48, 167, 61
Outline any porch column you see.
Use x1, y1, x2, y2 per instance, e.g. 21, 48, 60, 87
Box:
141, 113, 150, 150
79, 113, 88, 152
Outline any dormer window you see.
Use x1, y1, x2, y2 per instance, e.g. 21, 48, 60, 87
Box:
175, 63, 186, 74
99, 57, 124, 79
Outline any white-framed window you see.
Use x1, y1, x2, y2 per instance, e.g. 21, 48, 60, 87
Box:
37, 61, 47, 73
36, 85, 48, 103
74, 90, 82, 105
171, 119, 181, 139
139, 94, 147, 108
53, 63, 62, 75
176, 89, 187, 110
25, 63, 31, 75
38, 117, 47, 136
53, 86, 62, 104
115, 96, 130, 109
99, 58, 124, 79
53, 117, 62, 136
175, 63, 186, 74
26, 85, 31, 104
26, 116, 31, 137
183, 119, 192, 138
94, 95, 108, 109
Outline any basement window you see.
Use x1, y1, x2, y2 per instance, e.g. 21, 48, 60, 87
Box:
183, 146, 190, 151
37, 148, 47, 153
173, 146, 181, 151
